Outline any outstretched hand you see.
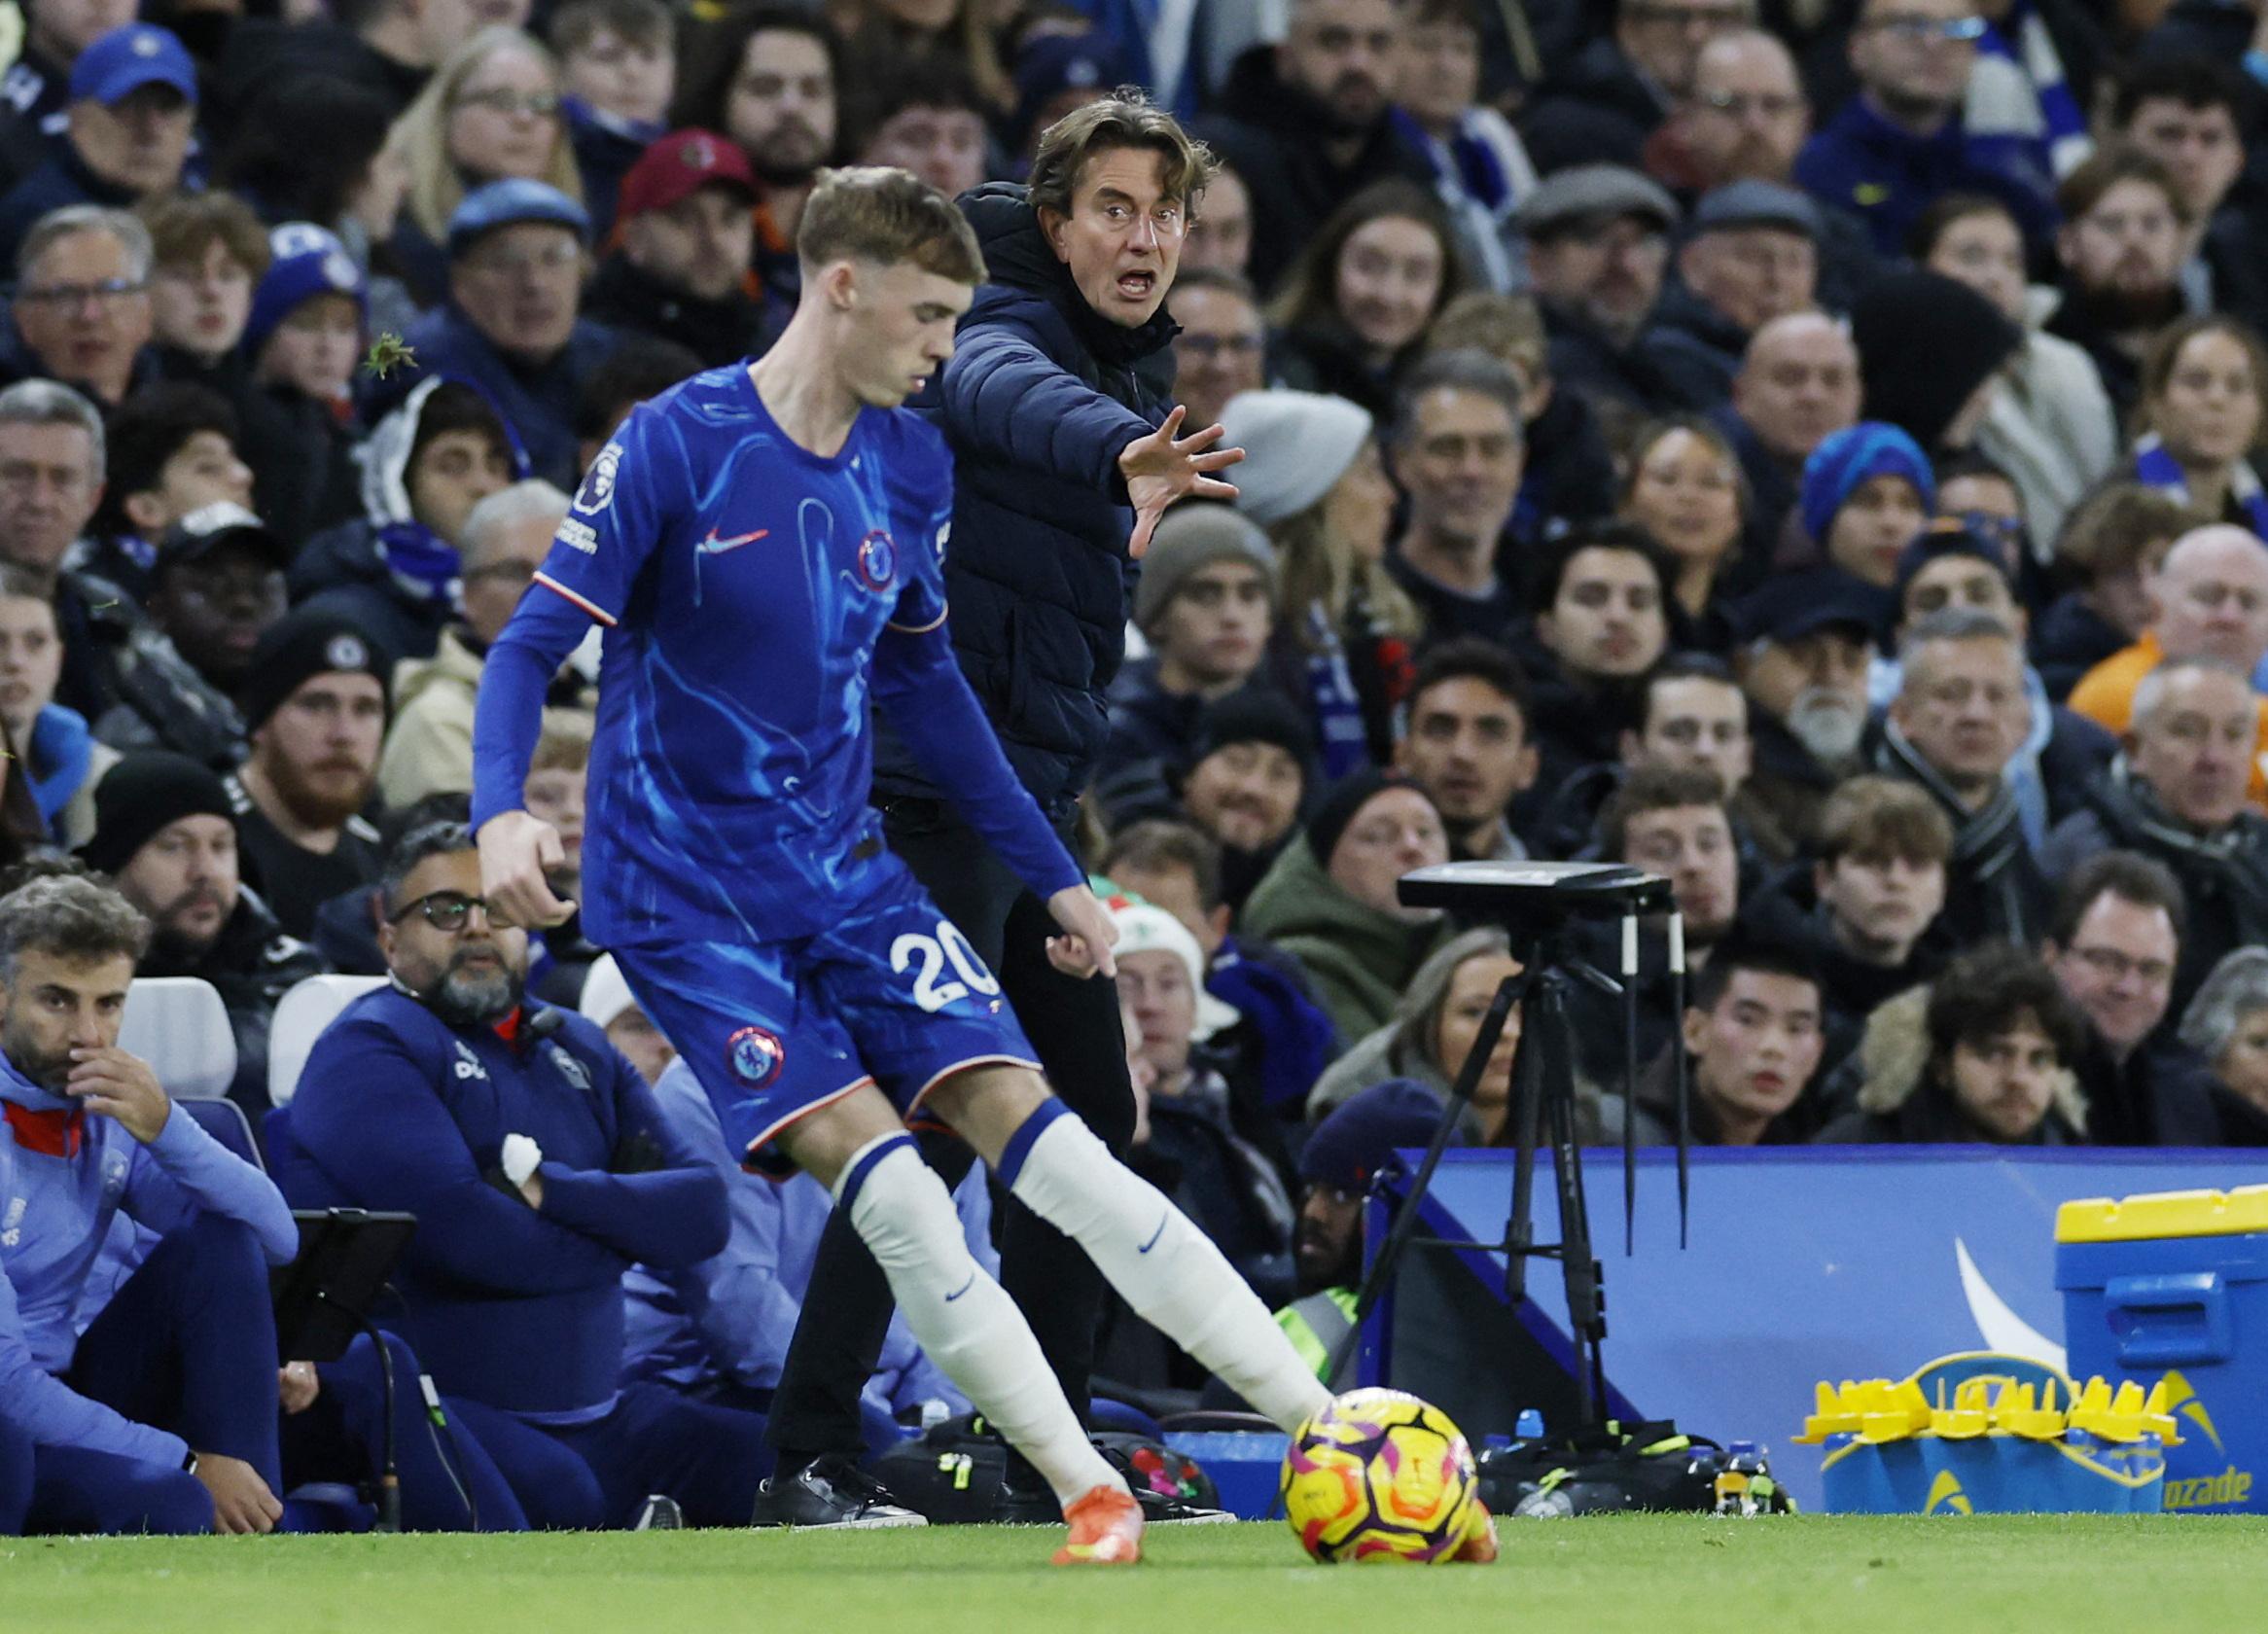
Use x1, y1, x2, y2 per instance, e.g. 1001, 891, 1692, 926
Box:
1045, 884, 1119, 980
1117, 406, 1244, 558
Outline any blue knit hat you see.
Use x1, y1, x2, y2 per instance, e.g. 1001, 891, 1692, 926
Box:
1799, 422, 1935, 548
243, 223, 366, 364
1300, 1080, 1446, 1191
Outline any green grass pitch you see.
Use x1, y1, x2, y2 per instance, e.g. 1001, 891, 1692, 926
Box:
6, 1515, 2262, 1634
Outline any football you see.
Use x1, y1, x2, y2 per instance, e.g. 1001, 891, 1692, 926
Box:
1280, 1388, 1483, 1564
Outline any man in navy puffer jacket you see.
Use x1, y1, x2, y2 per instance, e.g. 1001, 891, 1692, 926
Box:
757, 94, 1244, 1525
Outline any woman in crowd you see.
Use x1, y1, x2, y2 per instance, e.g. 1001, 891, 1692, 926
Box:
1220, 387, 1422, 778
1793, 420, 1936, 586
2129, 313, 2268, 537
1269, 181, 1467, 419
2179, 948, 2268, 1146
1304, 927, 1524, 1146
1620, 414, 1750, 629
386, 28, 585, 305
1912, 193, 2119, 551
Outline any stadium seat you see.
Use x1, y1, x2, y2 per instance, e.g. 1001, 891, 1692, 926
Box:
268, 976, 388, 1108
117, 977, 235, 1100
175, 1097, 264, 1170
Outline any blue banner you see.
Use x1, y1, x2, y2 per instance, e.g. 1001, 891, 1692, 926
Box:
1366, 1147, 2268, 1512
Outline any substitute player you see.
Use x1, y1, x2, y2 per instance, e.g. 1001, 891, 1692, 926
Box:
473, 167, 1489, 1565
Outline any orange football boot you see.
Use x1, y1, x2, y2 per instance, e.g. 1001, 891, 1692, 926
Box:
1450, 1500, 1500, 1564
1049, 1485, 1145, 1565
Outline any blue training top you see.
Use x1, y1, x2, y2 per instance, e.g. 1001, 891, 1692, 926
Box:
472, 363, 1081, 948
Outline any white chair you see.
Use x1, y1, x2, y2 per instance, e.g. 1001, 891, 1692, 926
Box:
117, 977, 235, 1100
267, 975, 387, 1109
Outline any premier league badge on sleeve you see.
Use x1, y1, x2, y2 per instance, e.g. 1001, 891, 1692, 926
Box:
575, 442, 622, 515
727, 1025, 785, 1087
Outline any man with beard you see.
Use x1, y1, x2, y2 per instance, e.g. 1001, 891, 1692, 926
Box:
1872, 608, 2050, 945
1514, 165, 1690, 422
583, 130, 772, 371
1722, 311, 1862, 554
1793, 0, 2057, 263
0, 870, 300, 1537
672, 5, 839, 313
224, 609, 388, 941
1194, 0, 1431, 295
283, 821, 767, 1528
1271, 1080, 1442, 1387
83, 753, 324, 1119
1729, 567, 1887, 860
2109, 57, 2268, 337
1393, 638, 1536, 863
2044, 149, 2189, 420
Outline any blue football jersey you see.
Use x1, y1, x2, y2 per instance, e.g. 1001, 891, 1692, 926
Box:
531, 364, 955, 945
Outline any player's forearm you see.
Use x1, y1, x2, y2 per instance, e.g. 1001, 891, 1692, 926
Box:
872, 625, 1083, 900
470, 593, 585, 830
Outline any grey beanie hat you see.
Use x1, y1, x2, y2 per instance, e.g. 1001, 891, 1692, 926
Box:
1133, 503, 1277, 632
1215, 389, 1374, 526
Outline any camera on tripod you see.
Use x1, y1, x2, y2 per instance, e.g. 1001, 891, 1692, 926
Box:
1329, 860, 1694, 1427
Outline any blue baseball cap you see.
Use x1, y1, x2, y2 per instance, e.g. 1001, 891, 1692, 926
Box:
445, 179, 590, 259
243, 223, 367, 362
69, 24, 197, 107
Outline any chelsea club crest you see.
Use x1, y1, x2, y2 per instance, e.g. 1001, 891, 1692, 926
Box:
727, 1025, 786, 1087
857, 529, 897, 590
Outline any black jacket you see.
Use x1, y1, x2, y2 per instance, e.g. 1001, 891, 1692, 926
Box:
2074, 1032, 2222, 1148
1643, 281, 1750, 412
2032, 592, 2127, 705
1517, 36, 1666, 174
142, 886, 326, 1121
1194, 46, 1433, 296
876, 183, 1175, 818
583, 254, 778, 372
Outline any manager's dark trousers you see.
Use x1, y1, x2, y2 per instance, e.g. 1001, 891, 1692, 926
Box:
764, 798, 1136, 1481
20, 1214, 280, 1535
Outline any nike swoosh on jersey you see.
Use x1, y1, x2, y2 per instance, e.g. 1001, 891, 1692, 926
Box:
696, 527, 770, 554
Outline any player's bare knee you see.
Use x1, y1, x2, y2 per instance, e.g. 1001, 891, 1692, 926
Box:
774, 1083, 908, 1191
921, 1062, 1052, 1164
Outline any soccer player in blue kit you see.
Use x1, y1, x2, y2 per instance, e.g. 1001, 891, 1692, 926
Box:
472, 166, 1496, 1564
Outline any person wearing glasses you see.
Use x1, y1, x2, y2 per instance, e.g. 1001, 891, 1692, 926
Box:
391, 179, 617, 488
2039, 849, 2221, 1146
0, 23, 197, 272
2044, 661, 2268, 1024
219, 608, 390, 942
379, 480, 572, 811
283, 819, 771, 1529
0, 204, 155, 410
1792, 0, 2057, 264
79, 752, 325, 1120
1167, 267, 1265, 434
382, 26, 585, 307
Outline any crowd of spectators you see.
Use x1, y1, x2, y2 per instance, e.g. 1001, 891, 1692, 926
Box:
7, 0, 2268, 1540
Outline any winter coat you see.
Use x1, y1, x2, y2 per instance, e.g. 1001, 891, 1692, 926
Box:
1306, 1020, 1488, 1143
1243, 833, 1458, 1052
1517, 36, 1667, 174
2032, 592, 2128, 704
1972, 323, 2119, 552
141, 886, 327, 1121
377, 624, 483, 808
583, 253, 777, 372
85, 595, 248, 772
1735, 862, 1949, 1083
1813, 986, 2088, 1145
1272, 317, 1402, 420
1643, 281, 1752, 412
1194, 46, 1434, 296
2073, 1031, 2222, 1148
874, 182, 1175, 819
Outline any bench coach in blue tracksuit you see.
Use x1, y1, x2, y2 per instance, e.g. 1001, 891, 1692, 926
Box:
0, 871, 300, 1537
279, 820, 765, 1528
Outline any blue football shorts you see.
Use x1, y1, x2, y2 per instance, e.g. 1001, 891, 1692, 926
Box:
611, 855, 1040, 1178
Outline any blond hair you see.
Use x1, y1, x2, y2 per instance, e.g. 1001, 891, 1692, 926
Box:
531, 710, 593, 774
390, 27, 585, 246
1268, 502, 1422, 655
797, 165, 984, 283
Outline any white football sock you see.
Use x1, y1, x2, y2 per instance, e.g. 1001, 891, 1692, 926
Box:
836, 1133, 1122, 1507
1005, 1105, 1333, 1434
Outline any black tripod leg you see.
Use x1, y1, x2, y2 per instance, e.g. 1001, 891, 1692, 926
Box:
1541, 980, 1608, 1425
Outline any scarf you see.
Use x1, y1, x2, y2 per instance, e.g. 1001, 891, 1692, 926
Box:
2134, 434, 2268, 540
1879, 720, 2032, 936
2097, 759, 2268, 926
377, 521, 463, 612
24, 703, 91, 832
1301, 600, 1370, 783
1975, 2, 2090, 180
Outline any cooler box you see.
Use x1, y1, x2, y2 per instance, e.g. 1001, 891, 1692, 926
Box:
2057, 1186, 2268, 1514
